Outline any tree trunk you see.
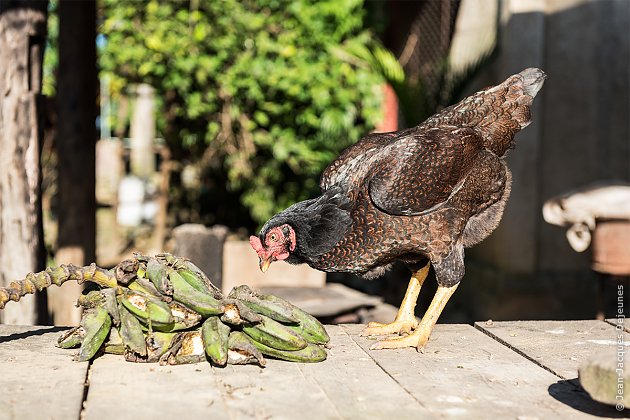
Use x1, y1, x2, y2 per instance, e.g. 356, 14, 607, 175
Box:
0, 0, 48, 324
51, 0, 96, 325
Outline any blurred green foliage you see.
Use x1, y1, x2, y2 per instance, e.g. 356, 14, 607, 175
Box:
99, 0, 401, 227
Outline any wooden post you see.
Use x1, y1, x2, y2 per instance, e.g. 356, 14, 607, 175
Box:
52, 0, 97, 325
130, 83, 156, 180
0, 0, 48, 324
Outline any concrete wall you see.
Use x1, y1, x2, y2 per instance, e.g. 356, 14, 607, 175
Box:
451, 0, 630, 320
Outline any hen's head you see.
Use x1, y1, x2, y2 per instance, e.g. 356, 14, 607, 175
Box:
249, 223, 296, 272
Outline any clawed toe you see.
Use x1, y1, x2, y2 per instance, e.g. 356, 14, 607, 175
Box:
360, 320, 418, 337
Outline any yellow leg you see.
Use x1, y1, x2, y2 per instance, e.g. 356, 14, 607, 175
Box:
370, 283, 459, 352
360, 263, 430, 337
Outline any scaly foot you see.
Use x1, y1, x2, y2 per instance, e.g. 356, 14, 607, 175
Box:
360, 318, 418, 337
361, 263, 430, 337
369, 283, 460, 352
369, 323, 431, 352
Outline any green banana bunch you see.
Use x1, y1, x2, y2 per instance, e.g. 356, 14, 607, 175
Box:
2, 253, 330, 367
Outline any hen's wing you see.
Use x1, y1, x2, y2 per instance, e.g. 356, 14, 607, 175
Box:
367, 126, 484, 216
320, 131, 398, 194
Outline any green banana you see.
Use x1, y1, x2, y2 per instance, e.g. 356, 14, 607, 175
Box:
258, 293, 330, 344
146, 331, 177, 362
78, 306, 112, 362
118, 302, 147, 357
201, 317, 230, 366
178, 268, 213, 296
228, 285, 298, 324
220, 299, 262, 326
227, 331, 265, 366
146, 258, 173, 296
167, 269, 222, 316
128, 277, 162, 298
176, 260, 223, 299
101, 288, 120, 326
57, 326, 85, 349
242, 314, 307, 351
120, 288, 174, 328
250, 340, 327, 363
103, 327, 125, 355
160, 331, 206, 365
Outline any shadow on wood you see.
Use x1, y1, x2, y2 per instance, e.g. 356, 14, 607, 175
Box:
547, 379, 627, 418
0, 325, 66, 345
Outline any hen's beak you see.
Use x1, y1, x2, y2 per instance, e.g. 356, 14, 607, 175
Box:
259, 256, 273, 273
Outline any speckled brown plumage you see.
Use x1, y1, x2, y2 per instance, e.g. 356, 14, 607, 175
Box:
257, 68, 546, 288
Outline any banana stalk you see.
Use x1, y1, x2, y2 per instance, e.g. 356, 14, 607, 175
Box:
0, 264, 117, 310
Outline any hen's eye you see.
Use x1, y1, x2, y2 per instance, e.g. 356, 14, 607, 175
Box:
270, 233, 278, 242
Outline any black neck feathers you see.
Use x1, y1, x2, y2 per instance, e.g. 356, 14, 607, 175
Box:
261, 186, 352, 264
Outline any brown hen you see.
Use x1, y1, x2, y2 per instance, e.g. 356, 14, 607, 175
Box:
250, 68, 546, 351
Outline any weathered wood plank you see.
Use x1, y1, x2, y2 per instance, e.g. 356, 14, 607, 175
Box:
296, 325, 431, 419
0, 325, 88, 420
210, 358, 342, 419
344, 324, 607, 418
475, 320, 629, 380
607, 318, 629, 334
83, 355, 230, 420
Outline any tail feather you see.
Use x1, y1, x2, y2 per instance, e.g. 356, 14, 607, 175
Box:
420, 68, 546, 156
519, 67, 547, 98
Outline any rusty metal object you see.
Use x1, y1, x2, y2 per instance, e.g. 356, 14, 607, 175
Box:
591, 220, 630, 275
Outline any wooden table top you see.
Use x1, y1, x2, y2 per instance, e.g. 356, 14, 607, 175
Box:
0, 320, 626, 419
